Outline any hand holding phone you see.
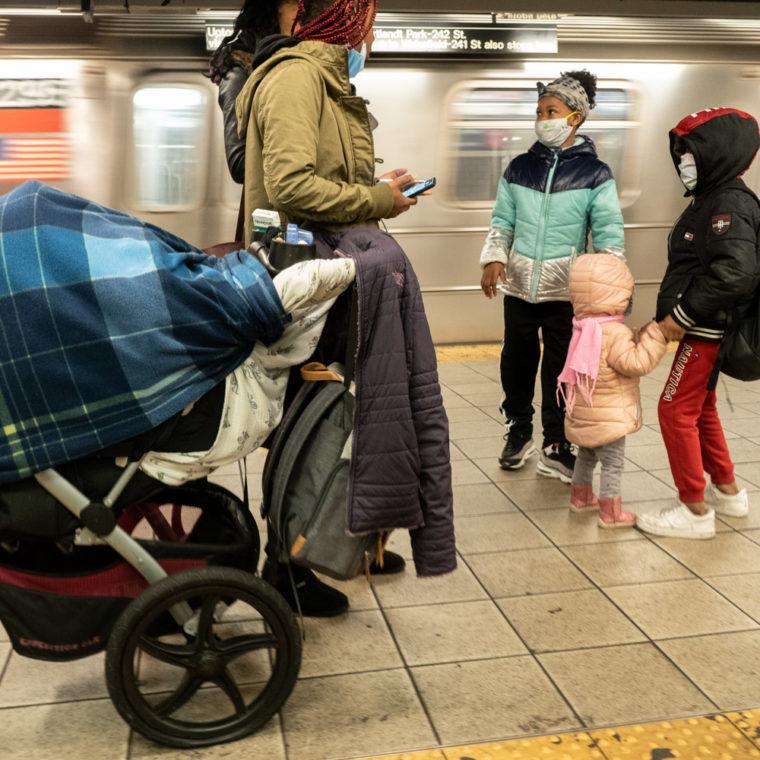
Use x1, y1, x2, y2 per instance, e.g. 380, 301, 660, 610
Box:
403, 177, 436, 198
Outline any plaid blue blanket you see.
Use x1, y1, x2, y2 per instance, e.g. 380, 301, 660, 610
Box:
0, 181, 286, 483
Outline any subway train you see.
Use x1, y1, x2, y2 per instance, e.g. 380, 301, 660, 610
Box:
1, 11, 760, 342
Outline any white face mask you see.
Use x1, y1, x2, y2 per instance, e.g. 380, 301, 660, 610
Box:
534, 113, 577, 148
678, 152, 698, 191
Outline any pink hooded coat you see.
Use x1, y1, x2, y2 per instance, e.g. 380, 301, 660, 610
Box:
562, 254, 667, 449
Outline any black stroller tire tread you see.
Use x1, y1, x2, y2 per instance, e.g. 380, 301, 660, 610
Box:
105, 566, 301, 748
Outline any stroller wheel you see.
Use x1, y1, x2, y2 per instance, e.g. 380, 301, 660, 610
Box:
105, 566, 301, 748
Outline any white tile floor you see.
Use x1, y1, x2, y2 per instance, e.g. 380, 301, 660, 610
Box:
2, 354, 760, 760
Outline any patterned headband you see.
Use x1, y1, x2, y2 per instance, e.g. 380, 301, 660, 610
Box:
536, 76, 590, 121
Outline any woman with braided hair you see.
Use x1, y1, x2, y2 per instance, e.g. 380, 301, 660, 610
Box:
229, 0, 414, 618
236, 0, 419, 245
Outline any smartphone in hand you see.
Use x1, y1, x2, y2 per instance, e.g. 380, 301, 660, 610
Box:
403, 177, 436, 198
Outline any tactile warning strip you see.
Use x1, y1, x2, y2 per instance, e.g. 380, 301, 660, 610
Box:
361, 711, 760, 760
435, 344, 502, 363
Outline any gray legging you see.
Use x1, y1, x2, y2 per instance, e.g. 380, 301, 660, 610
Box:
572, 436, 626, 498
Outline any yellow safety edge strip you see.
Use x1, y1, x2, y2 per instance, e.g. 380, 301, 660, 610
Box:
359, 710, 760, 759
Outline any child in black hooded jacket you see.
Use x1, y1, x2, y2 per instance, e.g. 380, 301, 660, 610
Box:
638, 107, 760, 540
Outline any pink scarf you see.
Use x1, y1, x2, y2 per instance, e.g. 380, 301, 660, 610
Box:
557, 315, 624, 415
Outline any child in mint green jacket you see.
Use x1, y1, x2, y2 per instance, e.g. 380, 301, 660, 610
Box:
479, 70, 625, 483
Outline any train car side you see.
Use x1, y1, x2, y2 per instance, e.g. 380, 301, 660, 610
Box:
1, 14, 759, 343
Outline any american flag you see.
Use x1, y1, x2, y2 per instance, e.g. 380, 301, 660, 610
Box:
0, 107, 70, 183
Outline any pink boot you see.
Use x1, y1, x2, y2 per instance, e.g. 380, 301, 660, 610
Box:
570, 484, 599, 513
598, 496, 636, 528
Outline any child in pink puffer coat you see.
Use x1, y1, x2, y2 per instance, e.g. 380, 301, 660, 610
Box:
558, 254, 667, 527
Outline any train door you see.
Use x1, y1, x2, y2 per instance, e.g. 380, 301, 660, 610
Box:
118, 71, 231, 249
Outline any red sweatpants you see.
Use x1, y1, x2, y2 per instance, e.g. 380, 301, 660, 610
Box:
658, 340, 735, 503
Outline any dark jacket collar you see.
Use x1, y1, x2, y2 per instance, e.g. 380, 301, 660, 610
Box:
529, 134, 599, 162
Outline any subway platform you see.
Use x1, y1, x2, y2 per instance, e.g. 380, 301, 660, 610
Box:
3, 345, 760, 759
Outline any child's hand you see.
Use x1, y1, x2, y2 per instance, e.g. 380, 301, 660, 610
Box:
481, 262, 506, 299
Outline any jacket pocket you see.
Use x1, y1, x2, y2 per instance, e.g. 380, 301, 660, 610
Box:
339, 95, 375, 186
656, 274, 691, 321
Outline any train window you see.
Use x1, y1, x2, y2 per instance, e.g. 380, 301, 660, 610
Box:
445, 83, 637, 207
130, 86, 209, 210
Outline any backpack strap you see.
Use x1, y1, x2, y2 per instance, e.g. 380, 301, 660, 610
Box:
300, 362, 343, 382
260, 378, 320, 518
689, 182, 760, 389
267, 380, 347, 553
343, 283, 359, 388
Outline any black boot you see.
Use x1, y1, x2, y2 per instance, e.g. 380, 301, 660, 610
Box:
262, 560, 348, 618
369, 550, 405, 575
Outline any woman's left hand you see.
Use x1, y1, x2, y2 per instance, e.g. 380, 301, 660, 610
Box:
377, 167, 409, 183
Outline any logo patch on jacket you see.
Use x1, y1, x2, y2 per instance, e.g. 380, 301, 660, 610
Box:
684, 232, 694, 241
711, 214, 732, 235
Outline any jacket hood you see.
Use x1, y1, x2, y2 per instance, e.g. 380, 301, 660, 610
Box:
569, 253, 634, 318
251, 33, 300, 70
237, 40, 350, 138
670, 108, 760, 195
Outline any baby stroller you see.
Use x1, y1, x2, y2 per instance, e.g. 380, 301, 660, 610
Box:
0, 425, 302, 748
0, 180, 310, 747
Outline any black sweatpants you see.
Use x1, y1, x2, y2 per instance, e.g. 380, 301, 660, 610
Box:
499, 295, 573, 447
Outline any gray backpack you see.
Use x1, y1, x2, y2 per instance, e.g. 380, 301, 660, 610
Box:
261, 361, 381, 581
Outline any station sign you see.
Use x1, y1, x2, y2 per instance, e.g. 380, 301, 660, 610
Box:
205, 15, 557, 55
206, 23, 231, 52
371, 19, 557, 56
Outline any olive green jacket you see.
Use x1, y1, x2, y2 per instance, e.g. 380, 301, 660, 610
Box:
236, 40, 393, 245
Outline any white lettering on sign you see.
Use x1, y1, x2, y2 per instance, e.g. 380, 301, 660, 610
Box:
372, 25, 557, 55
206, 24, 233, 51
0, 79, 72, 108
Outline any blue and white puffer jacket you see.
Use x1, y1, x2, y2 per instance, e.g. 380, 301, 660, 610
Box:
480, 135, 625, 303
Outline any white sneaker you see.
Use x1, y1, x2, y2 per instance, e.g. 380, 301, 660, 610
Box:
704, 484, 749, 517
637, 502, 716, 539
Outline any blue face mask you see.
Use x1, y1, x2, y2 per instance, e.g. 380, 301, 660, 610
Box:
347, 43, 366, 78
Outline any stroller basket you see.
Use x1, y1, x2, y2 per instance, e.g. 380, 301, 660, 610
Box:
0, 483, 256, 662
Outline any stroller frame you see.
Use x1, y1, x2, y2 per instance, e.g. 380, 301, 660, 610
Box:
35, 462, 197, 629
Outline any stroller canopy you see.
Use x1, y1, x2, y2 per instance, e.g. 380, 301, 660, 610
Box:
0, 181, 286, 483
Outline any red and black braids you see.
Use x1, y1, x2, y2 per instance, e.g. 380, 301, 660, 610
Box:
292, 0, 377, 48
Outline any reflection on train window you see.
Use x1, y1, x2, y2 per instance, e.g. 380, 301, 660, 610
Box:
131, 86, 207, 209
448, 86, 633, 205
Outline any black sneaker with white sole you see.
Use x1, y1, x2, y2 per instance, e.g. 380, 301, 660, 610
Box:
498, 426, 536, 470
536, 441, 575, 483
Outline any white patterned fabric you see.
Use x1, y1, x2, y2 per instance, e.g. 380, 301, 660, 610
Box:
140, 257, 356, 485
